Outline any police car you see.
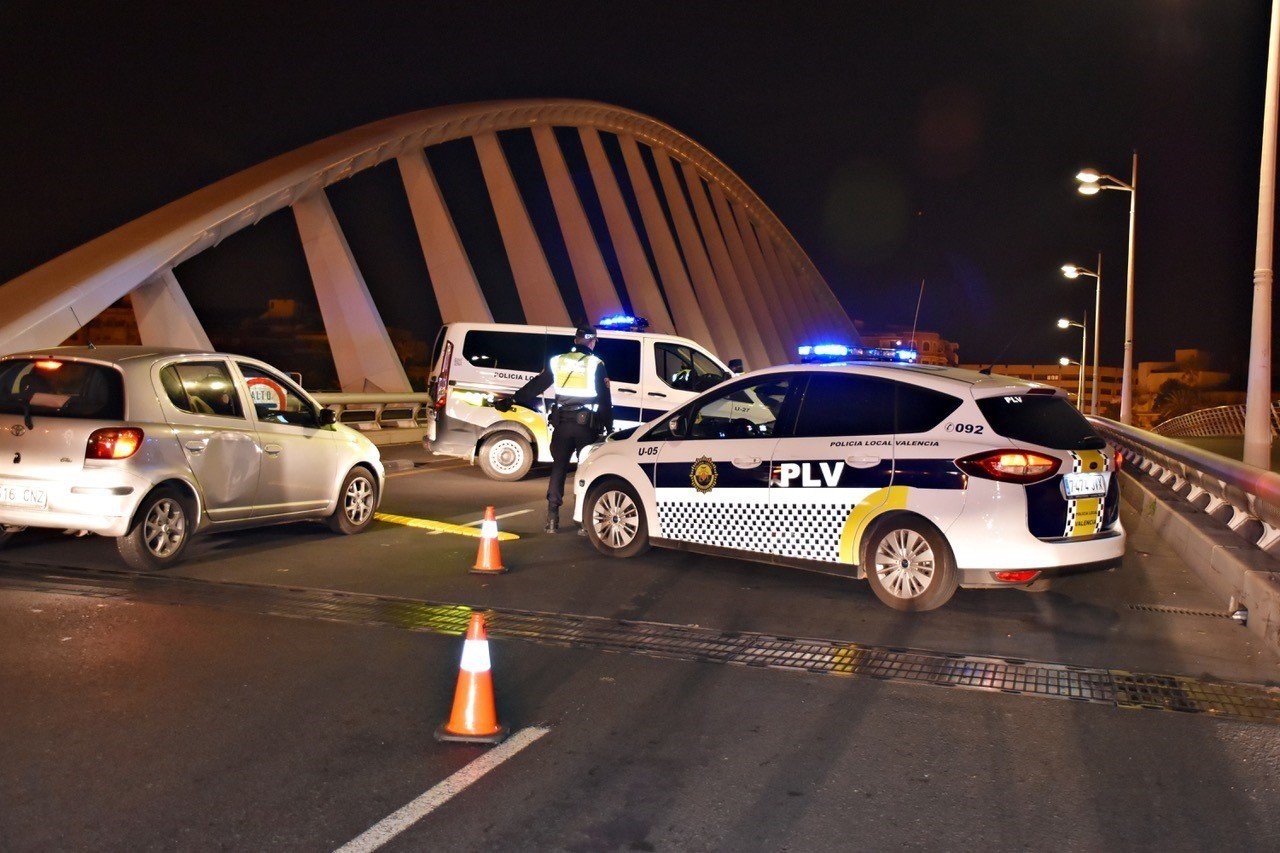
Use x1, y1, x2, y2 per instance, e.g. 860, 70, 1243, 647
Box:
572, 349, 1124, 611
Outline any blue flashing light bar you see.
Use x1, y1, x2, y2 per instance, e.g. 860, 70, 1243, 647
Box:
797, 343, 919, 364
597, 313, 650, 331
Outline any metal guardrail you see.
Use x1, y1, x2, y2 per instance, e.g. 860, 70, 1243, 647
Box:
1153, 402, 1280, 438
311, 392, 433, 432
1091, 416, 1280, 554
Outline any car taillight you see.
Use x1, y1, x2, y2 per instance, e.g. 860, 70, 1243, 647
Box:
955, 449, 1061, 484
1114, 449, 1124, 471
86, 428, 144, 460
994, 570, 1040, 584
434, 340, 453, 411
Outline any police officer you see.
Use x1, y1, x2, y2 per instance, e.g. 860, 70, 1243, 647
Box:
508, 325, 612, 533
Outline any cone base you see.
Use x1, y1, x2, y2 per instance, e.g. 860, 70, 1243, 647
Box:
470, 565, 507, 574
434, 723, 508, 744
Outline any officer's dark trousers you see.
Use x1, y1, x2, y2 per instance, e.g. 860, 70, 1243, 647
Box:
547, 421, 598, 514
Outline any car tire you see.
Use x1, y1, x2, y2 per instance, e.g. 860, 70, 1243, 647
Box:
584, 480, 650, 558
116, 487, 193, 571
327, 467, 378, 535
862, 516, 958, 612
478, 432, 533, 481
0, 525, 23, 549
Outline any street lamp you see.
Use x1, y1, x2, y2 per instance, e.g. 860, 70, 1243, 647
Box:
1058, 316, 1088, 411
1062, 254, 1102, 416
1058, 356, 1083, 408
1076, 153, 1137, 425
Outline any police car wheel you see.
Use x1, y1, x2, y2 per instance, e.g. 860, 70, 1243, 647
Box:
584, 480, 649, 558
0, 524, 23, 548
863, 516, 958, 612
478, 433, 533, 481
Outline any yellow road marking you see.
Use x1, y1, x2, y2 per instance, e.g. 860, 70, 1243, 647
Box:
374, 512, 520, 540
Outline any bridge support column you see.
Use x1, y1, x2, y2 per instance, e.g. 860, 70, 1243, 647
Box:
706, 180, 786, 364
651, 151, 747, 366
680, 161, 771, 370
473, 133, 569, 326
758, 236, 815, 346
579, 128, 674, 334
131, 269, 213, 350
397, 149, 494, 323
732, 205, 798, 353
531, 125, 620, 322
617, 137, 713, 347
292, 190, 411, 393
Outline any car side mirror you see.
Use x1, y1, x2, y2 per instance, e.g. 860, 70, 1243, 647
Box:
319, 407, 337, 426
727, 358, 744, 374
668, 414, 688, 438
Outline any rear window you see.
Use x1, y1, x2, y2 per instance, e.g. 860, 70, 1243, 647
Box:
0, 358, 125, 420
976, 394, 1105, 450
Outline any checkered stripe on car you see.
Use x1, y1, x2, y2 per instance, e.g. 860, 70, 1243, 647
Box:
657, 501, 852, 562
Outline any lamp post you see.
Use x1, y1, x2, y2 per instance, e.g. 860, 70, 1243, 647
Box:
1061, 254, 1102, 416
1058, 315, 1088, 411
1077, 154, 1137, 425
1058, 356, 1084, 409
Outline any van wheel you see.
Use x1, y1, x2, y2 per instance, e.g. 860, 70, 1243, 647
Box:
117, 487, 192, 571
584, 480, 649, 558
327, 467, 378, 534
863, 516, 958, 612
478, 433, 533, 481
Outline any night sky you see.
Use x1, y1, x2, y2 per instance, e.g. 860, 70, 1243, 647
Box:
1, 2, 1272, 378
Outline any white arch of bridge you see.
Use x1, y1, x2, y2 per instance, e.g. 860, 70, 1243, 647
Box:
0, 99, 856, 390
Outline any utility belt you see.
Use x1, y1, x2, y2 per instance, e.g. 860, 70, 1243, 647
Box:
549, 399, 598, 428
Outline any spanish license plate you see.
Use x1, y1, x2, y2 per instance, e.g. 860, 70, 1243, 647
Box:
1062, 472, 1106, 499
0, 482, 47, 509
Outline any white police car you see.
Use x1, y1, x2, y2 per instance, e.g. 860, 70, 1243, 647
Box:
572, 356, 1124, 611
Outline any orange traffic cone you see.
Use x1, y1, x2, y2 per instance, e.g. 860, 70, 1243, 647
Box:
435, 612, 507, 744
471, 505, 506, 574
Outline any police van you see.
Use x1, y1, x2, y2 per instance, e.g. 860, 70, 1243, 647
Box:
424, 317, 738, 480
572, 350, 1124, 612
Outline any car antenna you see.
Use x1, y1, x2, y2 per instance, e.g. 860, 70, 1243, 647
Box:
909, 279, 924, 354
979, 328, 1023, 375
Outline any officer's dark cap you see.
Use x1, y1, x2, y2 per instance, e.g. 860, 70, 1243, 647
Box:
574, 325, 597, 342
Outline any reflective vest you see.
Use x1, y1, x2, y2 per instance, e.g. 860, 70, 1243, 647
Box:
550, 350, 605, 404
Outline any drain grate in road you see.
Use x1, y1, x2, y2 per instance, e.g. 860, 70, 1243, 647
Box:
3, 561, 1279, 725
1127, 603, 1233, 619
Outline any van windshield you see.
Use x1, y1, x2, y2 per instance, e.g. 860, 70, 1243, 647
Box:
0, 359, 125, 421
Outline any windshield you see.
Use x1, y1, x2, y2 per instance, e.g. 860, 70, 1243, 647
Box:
976, 394, 1105, 450
0, 358, 125, 421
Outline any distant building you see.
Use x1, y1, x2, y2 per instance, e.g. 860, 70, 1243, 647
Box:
61, 296, 140, 346
856, 324, 960, 367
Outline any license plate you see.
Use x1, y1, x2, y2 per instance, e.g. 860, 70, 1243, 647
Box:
0, 482, 48, 509
1062, 472, 1106, 499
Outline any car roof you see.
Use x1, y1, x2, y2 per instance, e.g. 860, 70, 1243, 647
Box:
1, 345, 217, 364
750, 360, 1062, 397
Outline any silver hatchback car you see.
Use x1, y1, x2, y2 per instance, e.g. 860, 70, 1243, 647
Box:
0, 346, 384, 570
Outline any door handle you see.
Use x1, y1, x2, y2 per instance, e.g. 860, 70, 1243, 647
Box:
616, 386, 637, 394
647, 391, 668, 398
732, 456, 761, 469
183, 439, 208, 452
846, 455, 882, 468
264, 443, 282, 455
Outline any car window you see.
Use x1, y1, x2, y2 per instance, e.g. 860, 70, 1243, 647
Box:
654, 342, 729, 392
688, 376, 794, 439
896, 383, 963, 433
976, 394, 1106, 450
594, 338, 641, 384
461, 329, 548, 372
159, 361, 244, 418
0, 358, 124, 420
793, 374, 898, 436
236, 362, 321, 428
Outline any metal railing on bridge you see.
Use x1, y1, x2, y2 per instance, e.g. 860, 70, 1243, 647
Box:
1092, 417, 1280, 555
1153, 402, 1280, 439
312, 392, 433, 443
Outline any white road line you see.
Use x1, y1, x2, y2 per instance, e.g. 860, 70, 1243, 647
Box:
335, 726, 550, 853
426, 508, 533, 535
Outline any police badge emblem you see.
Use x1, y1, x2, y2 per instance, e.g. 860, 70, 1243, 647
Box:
689, 455, 718, 493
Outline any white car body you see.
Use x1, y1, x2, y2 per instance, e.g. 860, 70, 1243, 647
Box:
0, 346, 384, 569
573, 361, 1125, 611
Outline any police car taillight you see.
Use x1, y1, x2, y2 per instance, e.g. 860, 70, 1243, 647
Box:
86, 428, 144, 460
956, 449, 1060, 484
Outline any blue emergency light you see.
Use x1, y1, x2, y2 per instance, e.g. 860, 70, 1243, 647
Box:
597, 313, 650, 331
797, 343, 919, 364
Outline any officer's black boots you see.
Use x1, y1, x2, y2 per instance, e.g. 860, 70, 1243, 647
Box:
544, 508, 559, 534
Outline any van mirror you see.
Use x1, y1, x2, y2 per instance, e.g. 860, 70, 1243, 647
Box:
668, 414, 688, 438
727, 358, 744, 374
319, 407, 337, 426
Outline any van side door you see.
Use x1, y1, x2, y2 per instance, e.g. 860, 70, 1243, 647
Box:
645, 341, 733, 421
592, 336, 644, 430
